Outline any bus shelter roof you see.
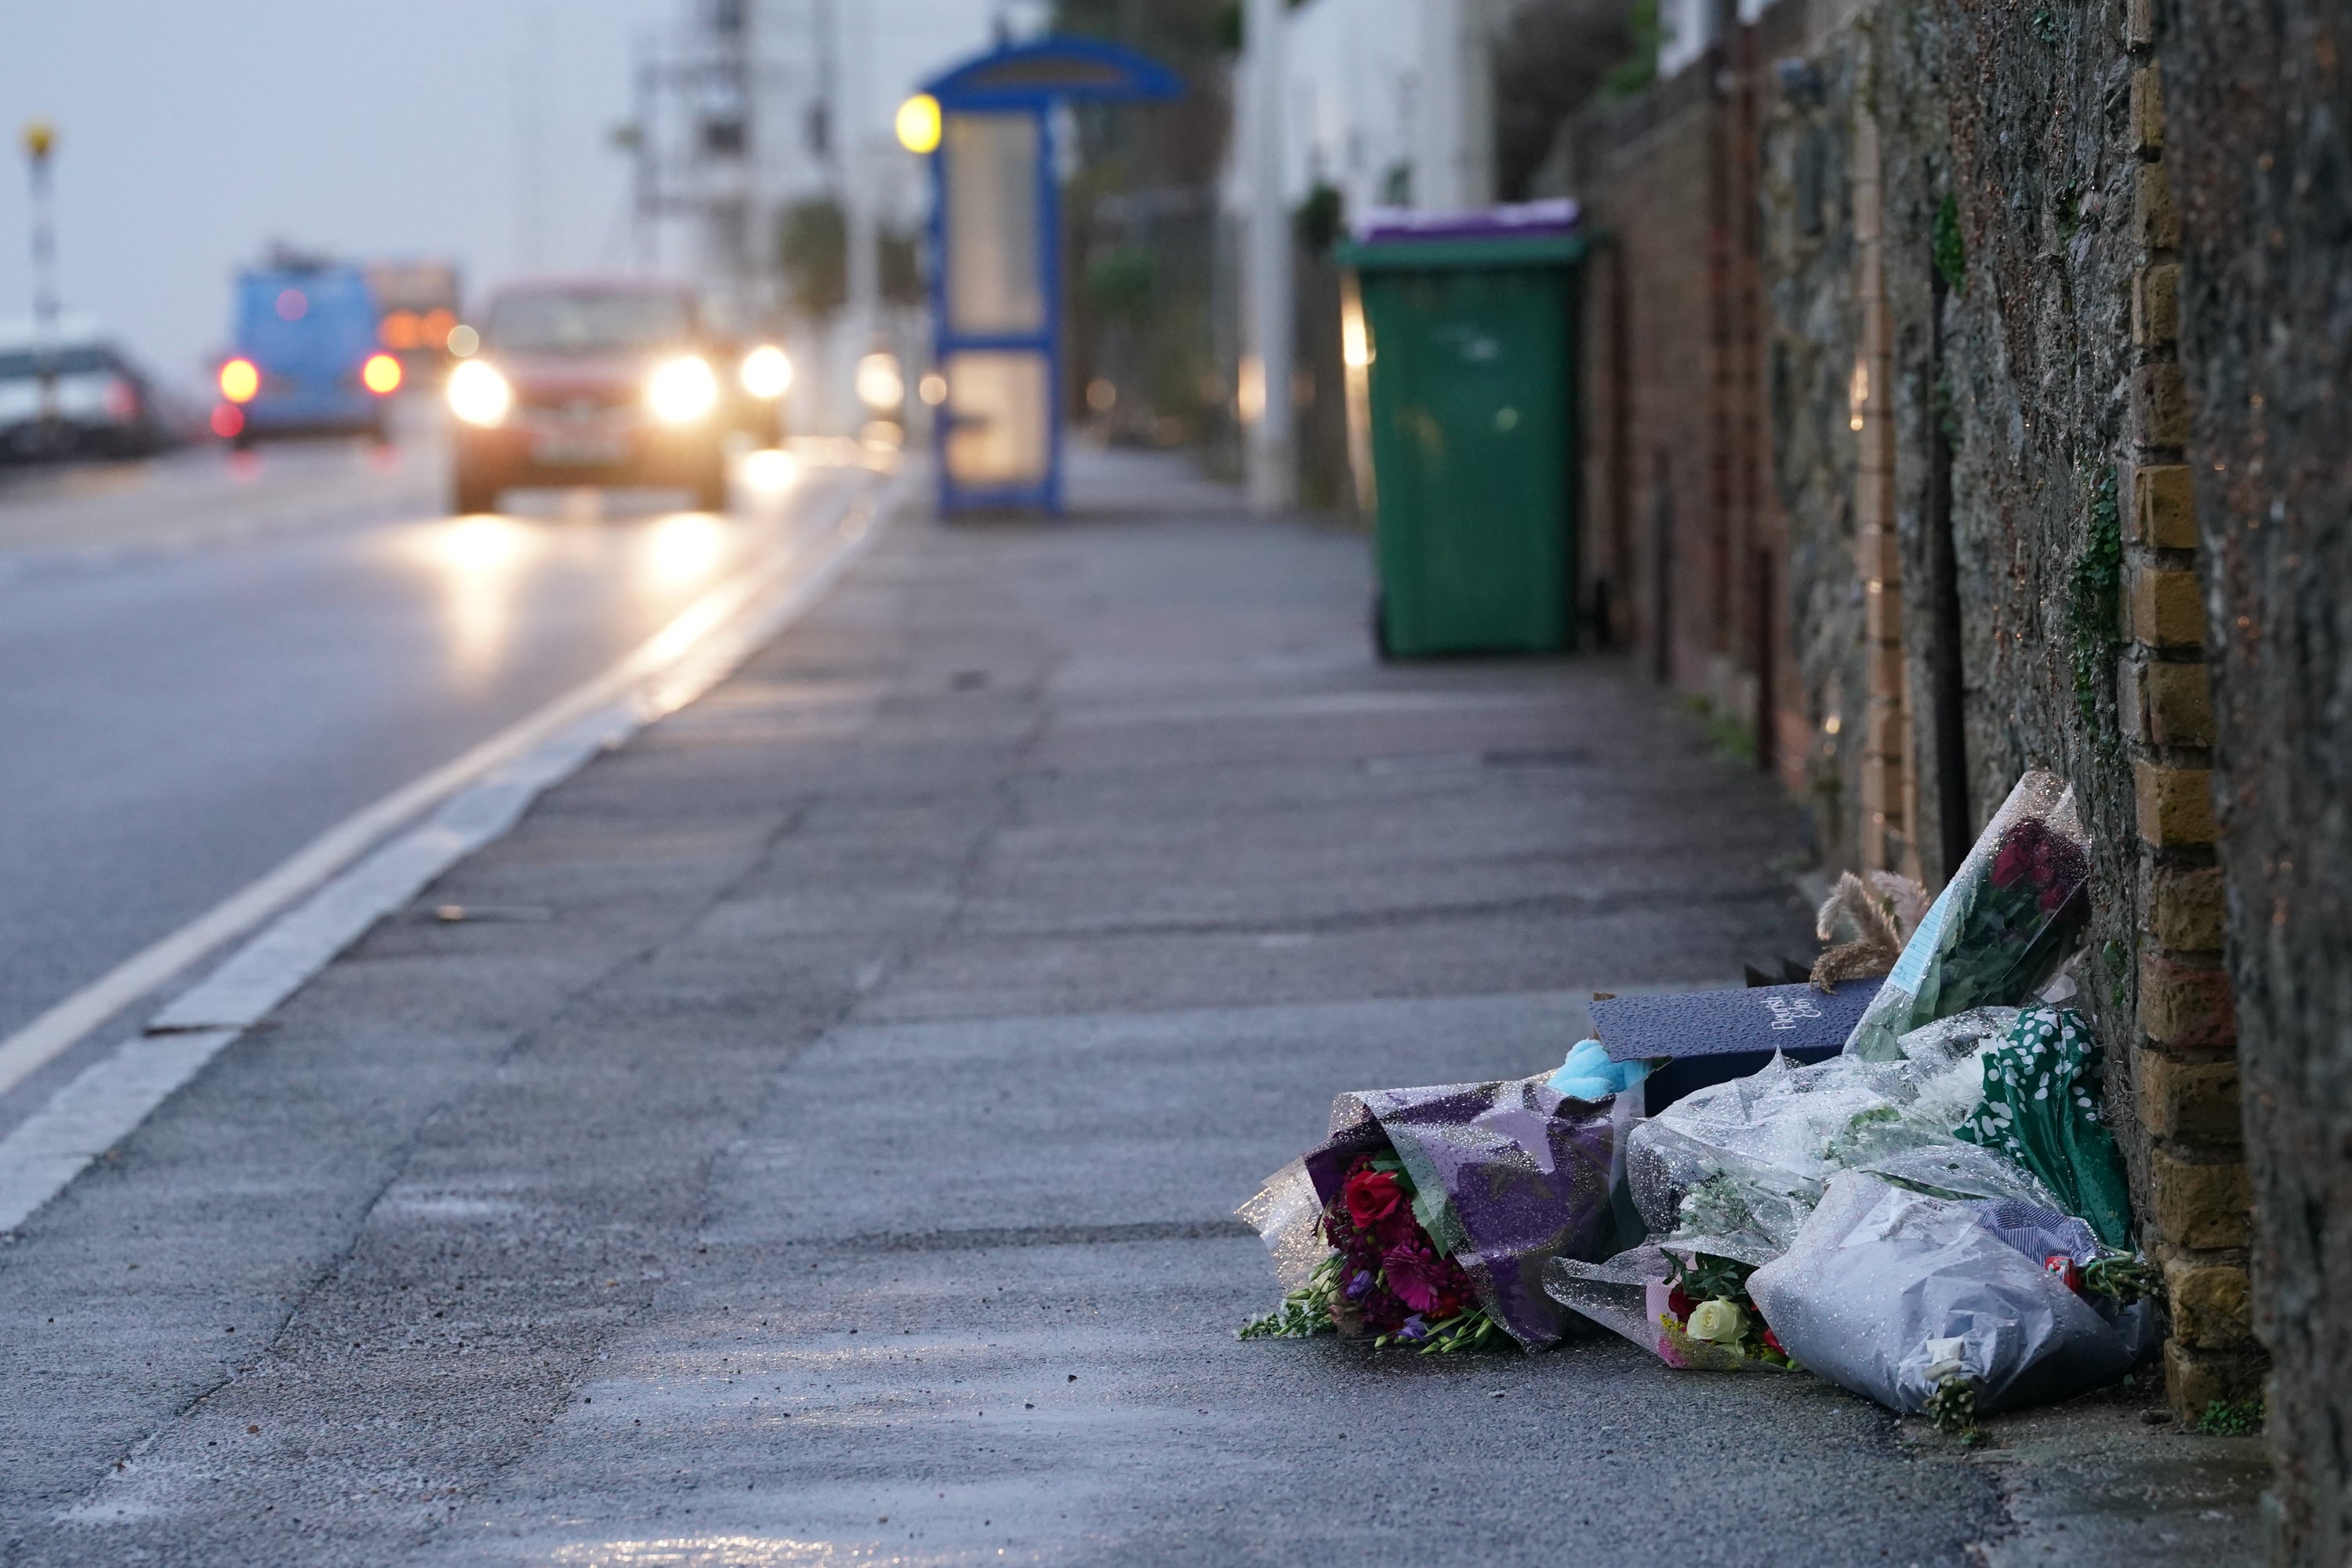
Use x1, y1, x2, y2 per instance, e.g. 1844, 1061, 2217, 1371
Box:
920, 36, 1182, 111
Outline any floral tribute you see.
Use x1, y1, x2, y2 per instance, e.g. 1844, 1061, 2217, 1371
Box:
1932, 817, 2089, 1014
1654, 1252, 1794, 1371
1847, 771, 2092, 1061
1240, 1150, 1508, 1353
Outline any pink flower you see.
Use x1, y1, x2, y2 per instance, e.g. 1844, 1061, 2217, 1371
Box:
1381, 1240, 1450, 1316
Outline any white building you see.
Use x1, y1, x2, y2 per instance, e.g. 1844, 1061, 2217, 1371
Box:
1236, 0, 1499, 223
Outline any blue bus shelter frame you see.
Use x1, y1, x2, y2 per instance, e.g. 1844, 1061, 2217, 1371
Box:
918, 37, 1181, 517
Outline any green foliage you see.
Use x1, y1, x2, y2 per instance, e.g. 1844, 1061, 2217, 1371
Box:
1679, 1251, 1759, 1304
2029, 5, 2060, 45
1238, 1287, 1337, 1339
879, 230, 924, 308
1678, 1174, 1758, 1240
776, 198, 847, 318
1602, 0, 1662, 98
1933, 194, 1967, 296
2195, 1399, 2265, 1436
1926, 1377, 1982, 1442
1083, 248, 1156, 319
2067, 468, 2124, 724
2083, 1253, 2161, 1305
1294, 182, 1345, 256
1376, 1302, 1512, 1355
1238, 1253, 1340, 1338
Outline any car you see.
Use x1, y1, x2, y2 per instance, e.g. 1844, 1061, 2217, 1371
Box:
214, 256, 404, 447
446, 279, 771, 514
0, 314, 172, 463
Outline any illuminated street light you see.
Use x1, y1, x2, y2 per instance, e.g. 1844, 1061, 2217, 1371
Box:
895, 93, 942, 155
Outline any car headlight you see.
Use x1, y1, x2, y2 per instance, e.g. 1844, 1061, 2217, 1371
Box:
855, 351, 904, 412
739, 344, 793, 399
647, 355, 718, 424
447, 359, 513, 426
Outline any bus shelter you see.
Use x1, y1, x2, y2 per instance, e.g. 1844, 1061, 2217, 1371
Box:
909, 38, 1180, 516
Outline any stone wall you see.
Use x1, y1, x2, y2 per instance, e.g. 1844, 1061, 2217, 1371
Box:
2160, 0, 2352, 1557
1870, 0, 2258, 1419
1577, 0, 2260, 1422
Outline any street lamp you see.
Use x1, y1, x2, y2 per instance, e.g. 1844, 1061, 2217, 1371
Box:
21, 118, 60, 427
895, 94, 942, 155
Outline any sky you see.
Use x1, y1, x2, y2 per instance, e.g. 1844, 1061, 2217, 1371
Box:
0, 0, 1029, 395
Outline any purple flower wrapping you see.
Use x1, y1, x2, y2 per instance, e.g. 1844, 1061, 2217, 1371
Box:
1289, 1073, 1635, 1348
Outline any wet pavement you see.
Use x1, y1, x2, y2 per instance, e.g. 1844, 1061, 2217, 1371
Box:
0, 450, 2265, 1565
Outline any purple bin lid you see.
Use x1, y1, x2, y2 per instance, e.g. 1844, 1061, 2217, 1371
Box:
1351, 198, 1582, 245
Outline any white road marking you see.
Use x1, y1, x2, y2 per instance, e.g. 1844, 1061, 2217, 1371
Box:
0, 464, 907, 1234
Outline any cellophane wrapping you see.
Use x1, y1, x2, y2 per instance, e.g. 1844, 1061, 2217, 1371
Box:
1845, 771, 2092, 1062
1541, 1246, 1787, 1372
1620, 1009, 2060, 1269
1240, 1073, 1638, 1348
1955, 1006, 2135, 1247
1745, 1171, 2153, 1415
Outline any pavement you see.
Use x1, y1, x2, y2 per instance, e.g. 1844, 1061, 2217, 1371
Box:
0, 448, 2267, 1565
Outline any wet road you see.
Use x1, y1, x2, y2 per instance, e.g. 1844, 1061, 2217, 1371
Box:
0, 426, 856, 1092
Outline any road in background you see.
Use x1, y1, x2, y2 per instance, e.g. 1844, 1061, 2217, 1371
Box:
0, 424, 856, 1085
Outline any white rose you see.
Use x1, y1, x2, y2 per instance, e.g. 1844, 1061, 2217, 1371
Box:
1687, 1298, 1746, 1343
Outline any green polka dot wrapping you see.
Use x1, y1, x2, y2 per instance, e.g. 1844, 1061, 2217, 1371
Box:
1954, 1006, 2133, 1246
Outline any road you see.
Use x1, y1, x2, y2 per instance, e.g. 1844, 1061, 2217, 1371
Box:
0, 421, 862, 1114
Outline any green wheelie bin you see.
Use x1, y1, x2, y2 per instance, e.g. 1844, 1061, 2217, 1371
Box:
1339, 217, 1585, 657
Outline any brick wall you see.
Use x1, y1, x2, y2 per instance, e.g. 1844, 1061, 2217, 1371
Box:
2114, 0, 2259, 1410
2161, 0, 2352, 1547
1574, 34, 1807, 793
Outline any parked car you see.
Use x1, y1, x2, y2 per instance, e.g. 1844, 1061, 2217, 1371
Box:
445, 278, 739, 514
214, 256, 404, 447
0, 315, 172, 463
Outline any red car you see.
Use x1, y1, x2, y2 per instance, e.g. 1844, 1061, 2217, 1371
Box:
446, 279, 734, 514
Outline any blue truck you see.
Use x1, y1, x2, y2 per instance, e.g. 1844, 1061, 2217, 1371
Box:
214, 257, 403, 447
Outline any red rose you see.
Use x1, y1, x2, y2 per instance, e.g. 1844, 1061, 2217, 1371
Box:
1762, 1326, 1785, 1355
1667, 1286, 1697, 1323
1992, 834, 2031, 890
1344, 1169, 1405, 1229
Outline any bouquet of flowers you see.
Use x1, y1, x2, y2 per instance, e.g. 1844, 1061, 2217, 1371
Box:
1746, 1172, 2156, 1417
1846, 772, 2092, 1062
1239, 1070, 1637, 1352
1654, 1251, 1796, 1370
1240, 1151, 1508, 1352
1540, 1244, 1795, 1372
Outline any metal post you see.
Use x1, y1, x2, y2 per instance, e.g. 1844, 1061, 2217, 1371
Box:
842, 2, 878, 434
1242, 0, 1294, 513
22, 120, 58, 426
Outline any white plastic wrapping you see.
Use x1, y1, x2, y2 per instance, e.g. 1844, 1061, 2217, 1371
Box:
1624, 1008, 2057, 1266
1746, 1172, 2152, 1414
